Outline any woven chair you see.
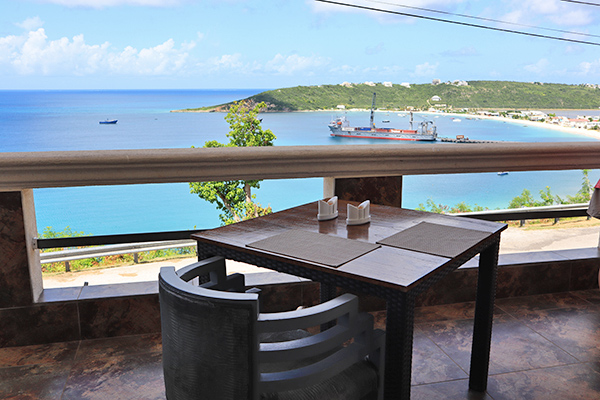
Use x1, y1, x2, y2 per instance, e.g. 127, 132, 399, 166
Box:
159, 256, 385, 400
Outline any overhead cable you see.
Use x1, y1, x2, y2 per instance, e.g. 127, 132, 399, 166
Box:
560, 0, 600, 6
316, 0, 600, 46
367, 0, 600, 39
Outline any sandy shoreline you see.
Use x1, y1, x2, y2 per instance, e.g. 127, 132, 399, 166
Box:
420, 110, 600, 141
173, 106, 600, 141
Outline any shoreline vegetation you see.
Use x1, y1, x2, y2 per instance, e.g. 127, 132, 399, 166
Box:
172, 80, 600, 141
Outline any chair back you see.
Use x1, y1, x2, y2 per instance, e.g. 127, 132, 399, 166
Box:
159, 256, 260, 400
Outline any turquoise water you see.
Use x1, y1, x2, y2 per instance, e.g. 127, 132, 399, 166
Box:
1, 90, 598, 235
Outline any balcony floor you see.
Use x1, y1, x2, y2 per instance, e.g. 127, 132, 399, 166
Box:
1, 289, 599, 400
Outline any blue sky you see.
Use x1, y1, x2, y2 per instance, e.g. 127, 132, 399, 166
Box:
1, 0, 600, 90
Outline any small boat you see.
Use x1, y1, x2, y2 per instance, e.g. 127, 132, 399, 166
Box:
328, 93, 437, 141
99, 119, 118, 124
497, 171, 509, 176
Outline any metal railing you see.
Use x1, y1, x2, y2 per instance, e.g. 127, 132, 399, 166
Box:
37, 203, 594, 271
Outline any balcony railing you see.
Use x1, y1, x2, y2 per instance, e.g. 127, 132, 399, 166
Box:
2, 142, 600, 288
2, 142, 600, 190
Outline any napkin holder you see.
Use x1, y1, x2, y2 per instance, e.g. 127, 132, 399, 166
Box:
317, 196, 338, 221
347, 200, 371, 225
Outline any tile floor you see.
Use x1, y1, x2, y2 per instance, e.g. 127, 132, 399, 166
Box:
1, 289, 599, 400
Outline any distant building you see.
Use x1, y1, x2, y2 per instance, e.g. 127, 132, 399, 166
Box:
400, 82, 411, 88
568, 118, 590, 129
432, 79, 441, 85
337, 105, 346, 110
431, 95, 441, 102
383, 82, 393, 87
364, 81, 376, 87
340, 82, 353, 88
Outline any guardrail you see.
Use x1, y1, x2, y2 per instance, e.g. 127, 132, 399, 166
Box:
38, 202, 594, 272
454, 203, 590, 220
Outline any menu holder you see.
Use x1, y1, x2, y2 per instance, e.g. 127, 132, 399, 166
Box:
377, 222, 490, 258
317, 196, 338, 221
247, 230, 380, 267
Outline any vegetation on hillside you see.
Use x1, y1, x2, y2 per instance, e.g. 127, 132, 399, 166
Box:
176, 81, 600, 112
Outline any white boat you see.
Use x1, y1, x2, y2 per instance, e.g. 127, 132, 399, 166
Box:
328, 94, 437, 141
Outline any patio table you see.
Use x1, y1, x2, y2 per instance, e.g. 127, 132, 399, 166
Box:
192, 200, 507, 400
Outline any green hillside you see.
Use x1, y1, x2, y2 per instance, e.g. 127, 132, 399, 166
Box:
176, 81, 600, 112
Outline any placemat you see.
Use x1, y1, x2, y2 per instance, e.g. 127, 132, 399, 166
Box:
376, 222, 490, 258
247, 230, 380, 267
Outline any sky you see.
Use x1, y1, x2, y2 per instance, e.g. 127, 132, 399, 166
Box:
1, 0, 600, 90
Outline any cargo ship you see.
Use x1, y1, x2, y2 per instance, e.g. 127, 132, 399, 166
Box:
328, 93, 437, 141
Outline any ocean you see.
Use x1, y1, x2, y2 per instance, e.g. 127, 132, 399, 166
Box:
1, 89, 598, 236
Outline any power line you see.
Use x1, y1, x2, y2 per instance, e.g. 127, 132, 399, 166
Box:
561, 0, 600, 6
367, 0, 600, 39
316, 0, 600, 46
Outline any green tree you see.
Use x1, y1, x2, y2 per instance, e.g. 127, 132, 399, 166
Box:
189, 101, 276, 225
449, 202, 486, 213
508, 188, 538, 208
416, 199, 448, 213
566, 169, 593, 203
40, 226, 88, 239
538, 186, 557, 206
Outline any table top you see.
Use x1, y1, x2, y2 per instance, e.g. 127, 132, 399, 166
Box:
192, 200, 506, 292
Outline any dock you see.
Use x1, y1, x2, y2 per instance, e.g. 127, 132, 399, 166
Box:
439, 137, 502, 144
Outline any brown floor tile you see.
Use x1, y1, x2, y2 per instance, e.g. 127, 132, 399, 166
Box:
76, 333, 162, 361
487, 362, 600, 400
496, 292, 591, 316
412, 331, 467, 385
515, 305, 600, 362
572, 289, 600, 305
415, 302, 504, 324
0, 363, 72, 399
411, 379, 494, 400
62, 352, 165, 400
0, 341, 78, 367
419, 313, 577, 375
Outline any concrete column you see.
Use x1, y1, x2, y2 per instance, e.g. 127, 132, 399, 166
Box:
0, 190, 42, 307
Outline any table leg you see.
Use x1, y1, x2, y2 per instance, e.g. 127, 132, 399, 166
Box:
469, 237, 500, 392
384, 292, 415, 400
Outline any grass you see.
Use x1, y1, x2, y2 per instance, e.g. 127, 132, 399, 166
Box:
506, 216, 600, 230
41, 246, 197, 275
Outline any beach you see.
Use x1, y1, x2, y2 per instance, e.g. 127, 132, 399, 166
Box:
419, 110, 600, 141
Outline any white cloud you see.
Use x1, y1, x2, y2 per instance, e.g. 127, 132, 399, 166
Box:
524, 58, 549, 74
501, 0, 593, 27
0, 27, 195, 76
15, 17, 44, 31
264, 54, 329, 74
412, 61, 438, 77
579, 59, 600, 76
202, 53, 245, 72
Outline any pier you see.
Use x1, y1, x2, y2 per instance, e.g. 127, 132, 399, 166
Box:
440, 136, 503, 144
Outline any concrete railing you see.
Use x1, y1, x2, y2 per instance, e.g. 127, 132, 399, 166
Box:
2, 142, 600, 190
